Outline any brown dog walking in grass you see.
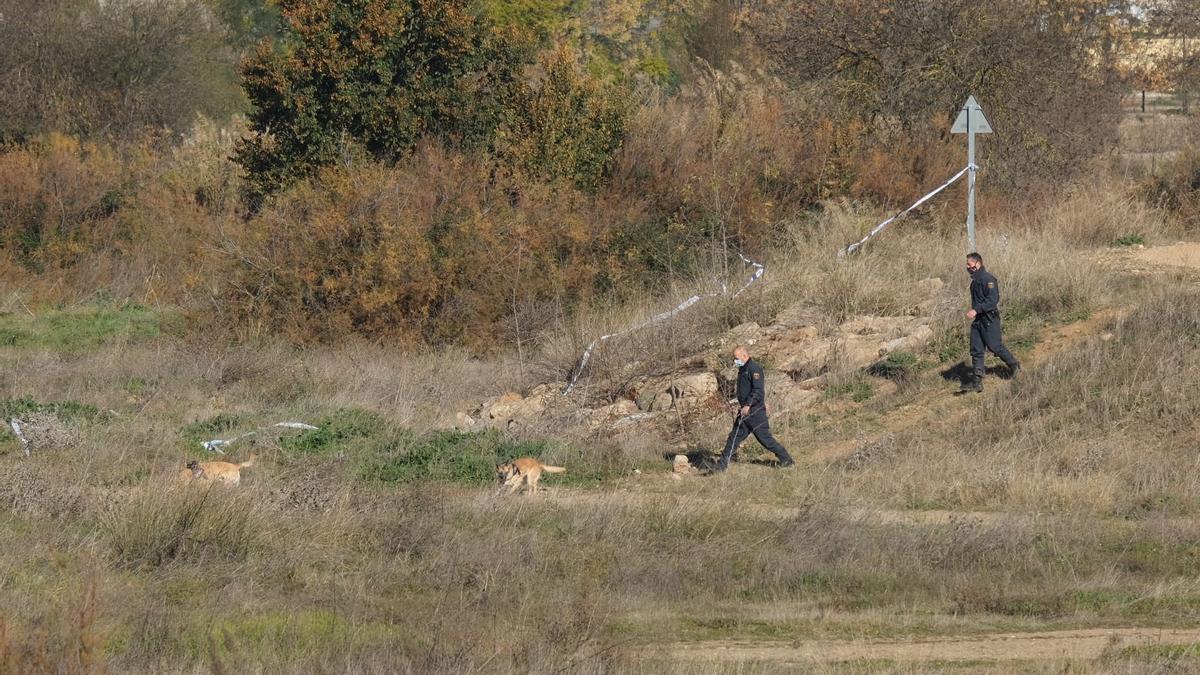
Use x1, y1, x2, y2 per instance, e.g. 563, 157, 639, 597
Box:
176, 454, 256, 486
496, 457, 566, 495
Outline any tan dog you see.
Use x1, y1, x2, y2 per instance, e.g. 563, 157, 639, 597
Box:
177, 454, 256, 486
496, 457, 565, 495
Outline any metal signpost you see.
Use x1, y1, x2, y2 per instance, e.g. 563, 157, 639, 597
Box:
951, 95, 992, 252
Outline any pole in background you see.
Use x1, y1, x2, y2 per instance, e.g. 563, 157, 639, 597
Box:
952, 95, 992, 252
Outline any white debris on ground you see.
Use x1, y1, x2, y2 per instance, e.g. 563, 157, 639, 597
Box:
201, 421, 320, 452
8, 418, 30, 457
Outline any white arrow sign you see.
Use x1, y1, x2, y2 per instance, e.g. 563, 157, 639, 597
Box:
952, 95, 992, 134
951, 95, 991, 252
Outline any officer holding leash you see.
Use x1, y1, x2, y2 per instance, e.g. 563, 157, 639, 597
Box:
961, 252, 1020, 393
713, 345, 794, 471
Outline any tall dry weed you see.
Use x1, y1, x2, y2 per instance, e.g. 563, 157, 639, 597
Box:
101, 486, 265, 569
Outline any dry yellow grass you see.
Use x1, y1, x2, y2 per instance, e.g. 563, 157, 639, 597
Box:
5, 165, 1200, 672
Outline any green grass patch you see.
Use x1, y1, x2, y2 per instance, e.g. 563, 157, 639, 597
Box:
359, 428, 571, 486
0, 396, 101, 422
826, 374, 874, 402
676, 616, 796, 641
169, 609, 405, 664
1113, 233, 1147, 247
1117, 643, 1200, 661
867, 351, 925, 381
0, 304, 177, 350
278, 408, 385, 455
180, 413, 246, 451
929, 326, 968, 363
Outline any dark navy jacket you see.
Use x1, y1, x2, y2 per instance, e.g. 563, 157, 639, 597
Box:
736, 359, 766, 409
969, 267, 1001, 318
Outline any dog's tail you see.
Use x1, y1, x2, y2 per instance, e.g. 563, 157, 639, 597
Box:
541, 464, 566, 474
239, 453, 257, 469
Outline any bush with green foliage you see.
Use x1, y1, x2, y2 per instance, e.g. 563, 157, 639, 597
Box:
236, 0, 530, 201
500, 47, 631, 191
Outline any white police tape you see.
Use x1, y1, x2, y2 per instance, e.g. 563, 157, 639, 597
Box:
563, 252, 765, 394
563, 163, 971, 392
8, 418, 30, 457
841, 164, 976, 256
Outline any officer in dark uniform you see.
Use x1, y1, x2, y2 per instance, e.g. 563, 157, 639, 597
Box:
714, 345, 794, 471
962, 252, 1019, 393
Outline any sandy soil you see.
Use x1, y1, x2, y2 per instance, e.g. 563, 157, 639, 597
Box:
664, 627, 1200, 664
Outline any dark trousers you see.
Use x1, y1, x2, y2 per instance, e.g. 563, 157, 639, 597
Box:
970, 314, 1018, 378
718, 407, 791, 468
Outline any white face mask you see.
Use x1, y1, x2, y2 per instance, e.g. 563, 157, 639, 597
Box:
734, 358, 746, 367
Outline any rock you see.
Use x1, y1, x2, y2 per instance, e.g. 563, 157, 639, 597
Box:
773, 303, 823, 329
773, 384, 821, 414
674, 373, 718, 399
830, 335, 889, 371
486, 391, 548, 426
635, 372, 719, 411
587, 399, 640, 427
673, 454, 692, 474
727, 322, 761, 344
612, 412, 657, 430
839, 315, 923, 339
772, 337, 833, 376
454, 412, 477, 429
884, 324, 934, 354
650, 391, 674, 412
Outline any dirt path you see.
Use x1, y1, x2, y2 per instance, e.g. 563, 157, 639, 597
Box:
665, 627, 1200, 664
1134, 242, 1200, 270
1098, 242, 1200, 280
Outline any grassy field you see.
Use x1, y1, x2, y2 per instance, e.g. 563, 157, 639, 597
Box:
3, 99, 1200, 673
6, 194, 1200, 673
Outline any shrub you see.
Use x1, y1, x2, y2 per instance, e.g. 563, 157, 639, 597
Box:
0, 134, 125, 270
0, 0, 242, 142
499, 47, 631, 192
750, 0, 1128, 190
236, 0, 529, 201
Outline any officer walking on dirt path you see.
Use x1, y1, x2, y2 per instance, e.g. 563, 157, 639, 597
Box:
961, 252, 1019, 393
713, 346, 794, 471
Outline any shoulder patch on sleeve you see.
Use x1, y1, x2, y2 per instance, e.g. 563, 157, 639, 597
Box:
987, 281, 995, 288
753, 372, 761, 380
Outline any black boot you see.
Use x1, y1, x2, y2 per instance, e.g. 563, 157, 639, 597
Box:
959, 374, 983, 393
1008, 362, 1020, 379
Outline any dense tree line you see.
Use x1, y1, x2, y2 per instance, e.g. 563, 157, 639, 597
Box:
0, 0, 1188, 346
